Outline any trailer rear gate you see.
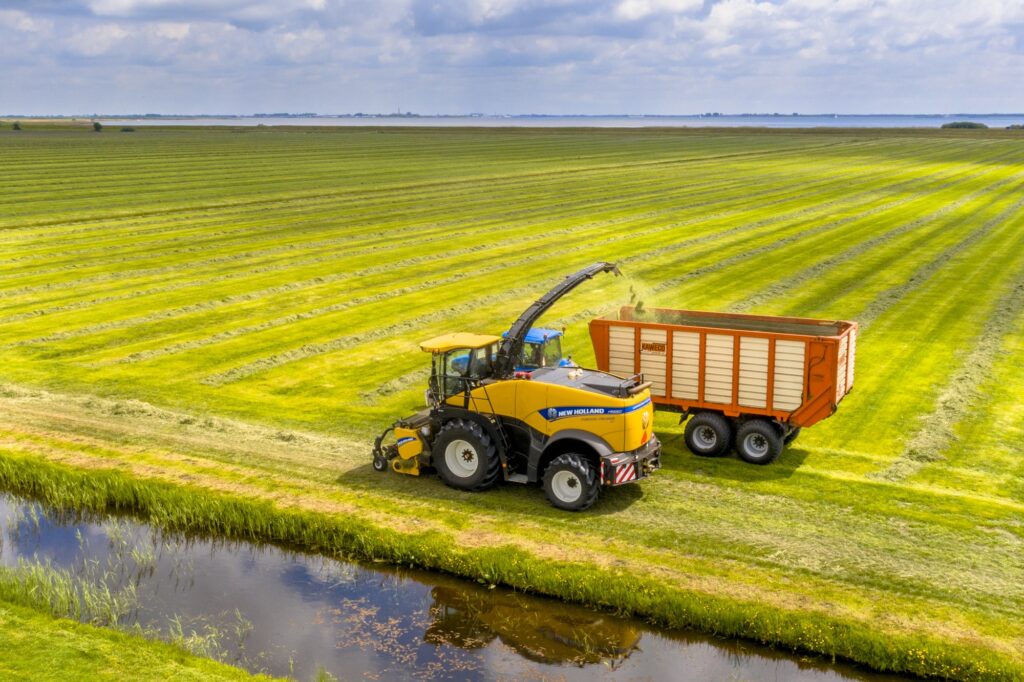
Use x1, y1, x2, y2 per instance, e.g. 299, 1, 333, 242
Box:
590, 307, 857, 429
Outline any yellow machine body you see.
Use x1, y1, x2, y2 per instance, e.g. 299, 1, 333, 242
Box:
390, 425, 428, 476
446, 373, 654, 455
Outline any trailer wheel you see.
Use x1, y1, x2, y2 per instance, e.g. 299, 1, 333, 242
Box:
784, 426, 802, 445
543, 454, 600, 511
736, 420, 784, 464
432, 420, 500, 491
684, 412, 732, 457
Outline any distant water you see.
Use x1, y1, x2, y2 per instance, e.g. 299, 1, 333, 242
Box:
103, 114, 1024, 128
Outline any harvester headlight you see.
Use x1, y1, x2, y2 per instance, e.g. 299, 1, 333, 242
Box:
641, 411, 650, 429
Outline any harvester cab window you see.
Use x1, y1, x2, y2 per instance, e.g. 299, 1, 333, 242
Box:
466, 344, 494, 380
543, 337, 563, 368
520, 336, 562, 369
523, 342, 544, 369
443, 350, 471, 397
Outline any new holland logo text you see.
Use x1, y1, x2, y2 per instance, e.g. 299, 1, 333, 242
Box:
546, 407, 610, 420
542, 397, 651, 421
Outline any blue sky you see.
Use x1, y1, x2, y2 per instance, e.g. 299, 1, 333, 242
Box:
1, 0, 1022, 115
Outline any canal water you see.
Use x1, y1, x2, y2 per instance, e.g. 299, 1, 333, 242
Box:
0, 493, 905, 681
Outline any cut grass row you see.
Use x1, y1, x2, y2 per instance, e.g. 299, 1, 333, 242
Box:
2, 129, 885, 222
0, 136, 961, 293
6, 138, 1007, 352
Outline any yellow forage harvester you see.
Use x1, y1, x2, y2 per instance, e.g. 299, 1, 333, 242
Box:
371, 262, 660, 511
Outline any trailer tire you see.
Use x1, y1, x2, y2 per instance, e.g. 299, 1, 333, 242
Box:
684, 412, 733, 457
543, 454, 599, 511
736, 420, 784, 464
433, 419, 501, 491
784, 426, 801, 445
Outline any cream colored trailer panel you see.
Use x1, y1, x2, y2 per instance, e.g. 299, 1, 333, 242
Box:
738, 336, 769, 408
847, 327, 857, 391
773, 340, 806, 411
836, 336, 848, 402
608, 325, 635, 377
639, 328, 668, 396
703, 334, 734, 404
671, 331, 700, 400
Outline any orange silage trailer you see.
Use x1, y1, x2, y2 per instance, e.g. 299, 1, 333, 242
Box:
589, 306, 857, 464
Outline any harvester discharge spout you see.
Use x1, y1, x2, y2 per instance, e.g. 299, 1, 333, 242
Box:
493, 262, 620, 379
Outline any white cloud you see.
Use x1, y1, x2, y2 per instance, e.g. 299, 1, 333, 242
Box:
0, 9, 53, 32
615, 0, 701, 21
154, 21, 189, 39
65, 22, 130, 56
0, 0, 1021, 114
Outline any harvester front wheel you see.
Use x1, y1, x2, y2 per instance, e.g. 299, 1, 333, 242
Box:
543, 454, 599, 511
432, 420, 500, 492
735, 420, 784, 464
684, 412, 732, 457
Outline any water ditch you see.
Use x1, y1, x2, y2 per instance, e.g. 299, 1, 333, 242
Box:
0, 492, 907, 681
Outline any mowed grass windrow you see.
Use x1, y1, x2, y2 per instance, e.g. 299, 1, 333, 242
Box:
1, 124, 1022, 680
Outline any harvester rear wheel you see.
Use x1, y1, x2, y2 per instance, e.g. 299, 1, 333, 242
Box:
683, 412, 732, 457
432, 419, 500, 492
784, 426, 801, 445
542, 454, 599, 511
736, 420, 784, 464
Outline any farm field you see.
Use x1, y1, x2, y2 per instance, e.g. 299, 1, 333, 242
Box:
1, 125, 1023, 679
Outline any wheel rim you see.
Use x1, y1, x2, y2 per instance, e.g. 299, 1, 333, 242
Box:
444, 439, 479, 478
694, 425, 718, 449
744, 432, 769, 458
550, 471, 583, 503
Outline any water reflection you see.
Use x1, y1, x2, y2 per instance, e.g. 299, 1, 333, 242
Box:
0, 493, 905, 681
425, 585, 640, 668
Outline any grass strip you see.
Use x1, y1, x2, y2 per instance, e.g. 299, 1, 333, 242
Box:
0, 451, 1017, 681
0, 600, 267, 681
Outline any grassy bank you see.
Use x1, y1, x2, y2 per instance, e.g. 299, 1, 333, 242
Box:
0, 599, 266, 681
2, 127, 1023, 679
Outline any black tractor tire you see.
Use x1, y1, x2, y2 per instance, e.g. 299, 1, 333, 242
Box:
432, 419, 501, 491
542, 454, 600, 511
783, 426, 802, 445
735, 420, 784, 464
683, 412, 733, 457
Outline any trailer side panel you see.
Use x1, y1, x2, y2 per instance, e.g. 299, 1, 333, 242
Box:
589, 307, 857, 429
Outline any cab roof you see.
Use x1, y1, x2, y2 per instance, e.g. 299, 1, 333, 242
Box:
502, 327, 563, 344
419, 333, 502, 353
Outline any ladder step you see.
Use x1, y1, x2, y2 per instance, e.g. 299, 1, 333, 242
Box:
506, 473, 528, 484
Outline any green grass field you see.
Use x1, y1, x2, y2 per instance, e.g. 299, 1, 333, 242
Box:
1, 124, 1022, 679
0, 600, 266, 681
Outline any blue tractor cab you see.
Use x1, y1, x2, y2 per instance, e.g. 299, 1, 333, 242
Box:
449, 328, 574, 375
502, 327, 575, 372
